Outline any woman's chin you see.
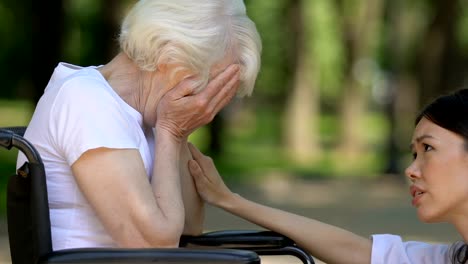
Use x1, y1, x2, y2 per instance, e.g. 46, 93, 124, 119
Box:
416, 208, 442, 223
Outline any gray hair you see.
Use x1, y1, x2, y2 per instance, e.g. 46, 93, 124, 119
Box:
119, 0, 262, 97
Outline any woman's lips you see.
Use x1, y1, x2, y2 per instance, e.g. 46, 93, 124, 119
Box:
410, 185, 425, 206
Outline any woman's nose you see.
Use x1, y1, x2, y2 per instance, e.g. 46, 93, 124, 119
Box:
405, 161, 420, 181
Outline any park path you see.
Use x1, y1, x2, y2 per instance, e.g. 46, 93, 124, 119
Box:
0, 177, 458, 263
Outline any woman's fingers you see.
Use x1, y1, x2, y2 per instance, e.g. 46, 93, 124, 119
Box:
155, 65, 240, 141
188, 156, 216, 204
207, 65, 240, 115
200, 64, 240, 99
188, 142, 204, 160
188, 65, 240, 126
188, 159, 203, 181
188, 143, 217, 175
167, 77, 199, 99
187, 143, 206, 179
156, 82, 213, 139
187, 143, 233, 206
212, 71, 240, 114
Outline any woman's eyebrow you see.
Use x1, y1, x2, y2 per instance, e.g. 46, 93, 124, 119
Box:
409, 134, 434, 150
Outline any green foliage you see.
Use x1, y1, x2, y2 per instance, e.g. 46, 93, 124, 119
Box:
63, 0, 106, 65
0, 100, 33, 215
245, 0, 295, 98
379, 0, 433, 70
0, 4, 14, 37
201, 107, 390, 181
306, 0, 345, 99
457, 1, 468, 56
0, 151, 18, 216
0, 1, 33, 99
0, 100, 34, 125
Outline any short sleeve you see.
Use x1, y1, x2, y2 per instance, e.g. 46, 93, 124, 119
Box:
371, 234, 450, 264
50, 76, 140, 165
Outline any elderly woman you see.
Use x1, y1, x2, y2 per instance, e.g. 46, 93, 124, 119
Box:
188, 89, 468, 264
17, 0, 261, 250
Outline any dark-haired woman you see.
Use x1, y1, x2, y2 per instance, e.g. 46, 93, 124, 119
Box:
187, 89, 468, 264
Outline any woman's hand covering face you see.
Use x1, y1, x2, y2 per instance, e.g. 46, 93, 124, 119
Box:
156, 64, 240, 141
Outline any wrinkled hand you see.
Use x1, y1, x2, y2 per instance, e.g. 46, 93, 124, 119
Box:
156, 64, 240, 141
187, 143, 233, 206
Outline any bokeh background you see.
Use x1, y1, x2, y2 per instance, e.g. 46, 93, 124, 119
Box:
0, 0, 466, 262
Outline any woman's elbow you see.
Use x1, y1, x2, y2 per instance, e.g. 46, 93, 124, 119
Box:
112, 223, 182, 248
141, 220, 185, 248
142, 237, 180, 248
148, 228, 183, 247
118, 210, 184, 248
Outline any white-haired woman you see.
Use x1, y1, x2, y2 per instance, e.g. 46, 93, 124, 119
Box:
18, 0, 261, 250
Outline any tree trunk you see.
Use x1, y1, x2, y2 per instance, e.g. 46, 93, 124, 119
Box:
283, 0, 321, 164
337, 0, 384, 158
415, 0, 459, 106
284, 58, 321, 163
382, 0, 419, 176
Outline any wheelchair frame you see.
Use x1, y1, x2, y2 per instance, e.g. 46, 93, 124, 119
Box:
0, 127, 314, 264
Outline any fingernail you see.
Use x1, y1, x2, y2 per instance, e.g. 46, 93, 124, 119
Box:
229, 64, 239, 73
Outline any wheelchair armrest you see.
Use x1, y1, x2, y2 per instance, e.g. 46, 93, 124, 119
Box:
180, 230, 293, 248
40, 248, 260, 264
181, 230, 315, 264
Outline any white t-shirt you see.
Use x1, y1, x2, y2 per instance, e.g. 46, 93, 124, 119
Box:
17, 62, 155, 250
371, 234, 451, 263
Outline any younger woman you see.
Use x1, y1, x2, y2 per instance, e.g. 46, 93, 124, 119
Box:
188, 89, 468, 264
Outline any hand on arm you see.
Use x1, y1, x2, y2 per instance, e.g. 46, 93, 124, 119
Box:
187, 143, 234, 207
188, 144, 373, 264
179, 140, 205, 235
155, 63, 240, 235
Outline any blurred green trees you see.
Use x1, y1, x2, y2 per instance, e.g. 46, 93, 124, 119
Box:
1, 0, 468, 182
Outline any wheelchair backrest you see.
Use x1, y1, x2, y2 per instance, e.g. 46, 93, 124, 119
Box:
1, 127, 53, 263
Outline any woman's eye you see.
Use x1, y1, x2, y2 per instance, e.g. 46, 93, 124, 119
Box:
423, 144, 433, 152
412, 152, 417, 160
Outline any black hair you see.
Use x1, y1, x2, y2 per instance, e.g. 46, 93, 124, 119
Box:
451, 242, 468, 264
417, 89, 468, 264
416, 88, 468, 151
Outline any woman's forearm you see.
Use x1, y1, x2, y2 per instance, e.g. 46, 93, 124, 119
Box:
188, 143, 372, 263
151, 128, 185, 243
179, 140, 205, 235
220, 193, 372, 264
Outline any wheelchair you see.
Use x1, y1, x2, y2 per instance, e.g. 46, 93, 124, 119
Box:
0, 126, 315, 264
